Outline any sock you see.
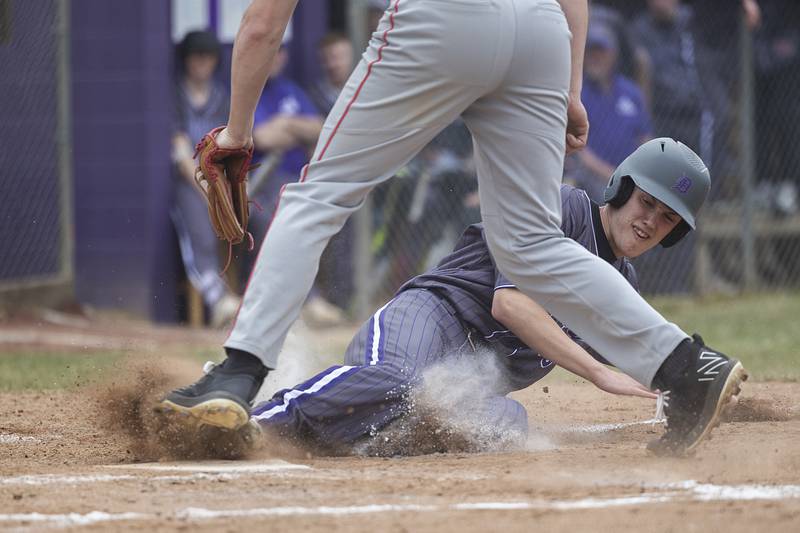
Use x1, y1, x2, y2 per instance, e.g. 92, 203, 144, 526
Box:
224, 348, 268, 374
652, 337, 694, 390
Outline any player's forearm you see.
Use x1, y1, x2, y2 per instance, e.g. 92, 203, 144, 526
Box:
227, 0, 299, 144
492, 288, 606, 384
172, 133, 198, 184
253, 118, 296, 151
556, 0, 588, 97
286, 116, 325, 145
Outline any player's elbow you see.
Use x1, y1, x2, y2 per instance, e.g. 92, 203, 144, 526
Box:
491, 289, 515, 324
238, 9, 284, 51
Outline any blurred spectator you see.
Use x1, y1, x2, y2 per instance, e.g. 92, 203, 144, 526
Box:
308, 32, 354, 115
569, 24, 651, 203
170, 30, 240, 327
247, 46, 346, 326
307, 32, 358, 311
632, 0, 734, 193
754, 0, 800, 213
589, 0, 651, 96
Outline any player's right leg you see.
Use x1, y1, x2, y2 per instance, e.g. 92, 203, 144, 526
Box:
462, 0, 744, 455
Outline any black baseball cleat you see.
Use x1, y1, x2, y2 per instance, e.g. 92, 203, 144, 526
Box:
648, 334, 747, 456
155, 358, 268, 431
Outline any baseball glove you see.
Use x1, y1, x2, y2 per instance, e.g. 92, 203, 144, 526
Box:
193, 126, 257, 271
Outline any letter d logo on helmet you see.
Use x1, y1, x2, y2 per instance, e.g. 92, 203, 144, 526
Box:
603, 138, 711, 248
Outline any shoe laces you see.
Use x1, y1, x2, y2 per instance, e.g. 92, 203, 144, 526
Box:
654, 390, 670, 426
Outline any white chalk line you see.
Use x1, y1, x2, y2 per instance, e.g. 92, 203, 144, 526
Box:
0, 434, 40, 445
2, 461, 310, 487
2, 481, 800, 527
559, 419, 665, 434
0, 433, 63, 445
0, 511, 147, 528
105, 460, 310, 473
0, 473, 246, 487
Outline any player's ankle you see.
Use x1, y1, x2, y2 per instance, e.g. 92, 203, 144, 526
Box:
224, 348, 268, 375
652, 337, 694, 391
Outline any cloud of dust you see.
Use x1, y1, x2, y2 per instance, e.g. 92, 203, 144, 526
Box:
91, 357, 260, 461
354, 348, 553, 456
255, 321, 341, 404
90, 320, 338, 463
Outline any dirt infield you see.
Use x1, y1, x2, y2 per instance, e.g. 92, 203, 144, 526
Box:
1, 379, 799, 531
1, 316, 799, 531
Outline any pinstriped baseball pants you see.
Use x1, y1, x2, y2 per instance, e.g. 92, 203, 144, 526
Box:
226, 0, 688, 387
251, 289, 528, 448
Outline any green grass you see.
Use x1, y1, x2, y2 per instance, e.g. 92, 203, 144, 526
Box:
0, 292, 796, 391
533, 291, 799, 385
650, 291, 800, 381
0, 351, 125, 391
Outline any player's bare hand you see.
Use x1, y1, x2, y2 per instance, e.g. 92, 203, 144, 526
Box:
566, 97, 589, 154
591, 367, 657, 399
216, 126, 253, 151
742, 0, 761, 30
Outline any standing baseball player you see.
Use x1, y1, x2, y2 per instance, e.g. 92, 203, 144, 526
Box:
159, 1, 746, 456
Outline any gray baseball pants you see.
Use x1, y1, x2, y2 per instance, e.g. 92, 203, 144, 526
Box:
226, 0, 688, 387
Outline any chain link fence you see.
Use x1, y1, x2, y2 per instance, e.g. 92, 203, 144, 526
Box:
326, 0, 800, 318
0, 0, 73, 299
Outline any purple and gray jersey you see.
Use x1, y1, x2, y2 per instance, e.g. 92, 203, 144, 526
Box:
252, 185, 638, 450
399, 184, 638, 388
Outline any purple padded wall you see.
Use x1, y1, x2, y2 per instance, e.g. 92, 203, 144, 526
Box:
71, 0, 176, 320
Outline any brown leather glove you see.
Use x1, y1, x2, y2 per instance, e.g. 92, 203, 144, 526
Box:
193, 126, 255, 247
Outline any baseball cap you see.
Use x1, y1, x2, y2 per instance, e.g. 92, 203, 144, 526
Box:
586, 24, 618, 51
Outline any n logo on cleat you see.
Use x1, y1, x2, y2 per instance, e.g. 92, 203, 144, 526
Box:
697, 350, 726, 382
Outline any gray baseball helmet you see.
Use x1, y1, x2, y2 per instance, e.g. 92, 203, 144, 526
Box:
603, 138, 711, 248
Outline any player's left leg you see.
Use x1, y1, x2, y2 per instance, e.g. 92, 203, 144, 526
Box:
251, 289, 468, 451
460, 0, 743, 455
467, 395, 529, 451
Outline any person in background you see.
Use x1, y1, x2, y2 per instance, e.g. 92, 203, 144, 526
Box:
247, 45, 345, 326
171, 30, 240, 328
589, 0, 651, 99
754, 0, 800, 214
308, 32, 354, 116
307, 32, 359, 311
631, 0, 732, 183
569, 24, 651, 203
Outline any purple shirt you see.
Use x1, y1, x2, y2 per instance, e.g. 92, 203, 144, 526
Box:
253, 76, 321, 199
582, 74, 651, 166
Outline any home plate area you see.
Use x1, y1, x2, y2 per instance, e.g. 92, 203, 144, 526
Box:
1, 383, 798, 531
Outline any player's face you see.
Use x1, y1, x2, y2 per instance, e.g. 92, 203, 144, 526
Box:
185, 53, 218, 83
608, 187, 681, 258
320, 41, 354, 87
648, 0, 680, 22
585, 45, 617, 83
